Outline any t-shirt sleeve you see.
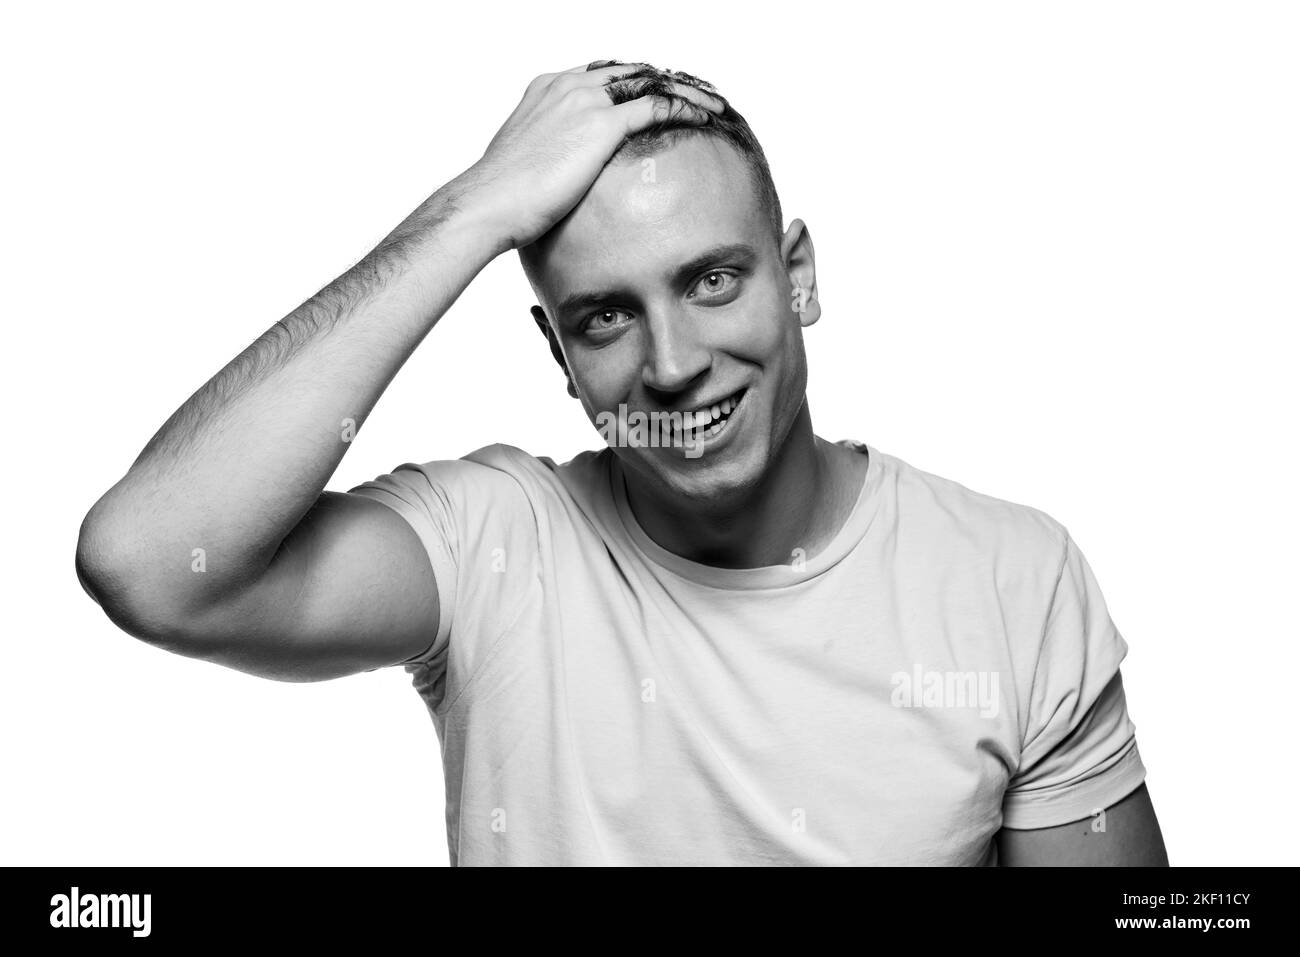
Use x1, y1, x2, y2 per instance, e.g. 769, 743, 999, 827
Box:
346, 449, 540, 711
1001, 531, 1148, 829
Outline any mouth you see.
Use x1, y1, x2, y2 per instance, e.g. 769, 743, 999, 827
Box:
670, 387, 748, 445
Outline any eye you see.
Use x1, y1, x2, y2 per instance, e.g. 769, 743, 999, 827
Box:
691, 270, 740, 300
582, 308, 633, 337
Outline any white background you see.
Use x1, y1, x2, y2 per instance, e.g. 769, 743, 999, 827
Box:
3, 0, 1296, 865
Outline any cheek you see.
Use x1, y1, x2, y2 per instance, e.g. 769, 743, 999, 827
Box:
570, 347, 638, 412
727, 293, 798, 362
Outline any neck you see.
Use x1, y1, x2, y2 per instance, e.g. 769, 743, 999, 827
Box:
621, 403, 859, 569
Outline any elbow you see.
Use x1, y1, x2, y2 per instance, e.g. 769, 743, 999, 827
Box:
75, 503, 198, 652
75, 499, 124, 612
75, 501, 119, 609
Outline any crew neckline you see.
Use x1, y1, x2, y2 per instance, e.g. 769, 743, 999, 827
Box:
607, 442, 884, 590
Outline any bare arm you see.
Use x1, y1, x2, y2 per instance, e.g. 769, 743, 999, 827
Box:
74, 185, 499, 676
75, 63, 724, 679
996, 782, 1170, 866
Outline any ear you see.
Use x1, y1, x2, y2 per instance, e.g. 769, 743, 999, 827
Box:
531, 305, 580, 399
780, 218, 821, 327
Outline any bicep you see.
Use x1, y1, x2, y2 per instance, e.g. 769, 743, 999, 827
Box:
996, 782, 1170, 866
182, 491, 441, 681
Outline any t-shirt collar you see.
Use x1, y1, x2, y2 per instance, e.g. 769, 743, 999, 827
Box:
607, 444, 883, 590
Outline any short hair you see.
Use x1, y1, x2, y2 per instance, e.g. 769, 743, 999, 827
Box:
519, 60, 784, 288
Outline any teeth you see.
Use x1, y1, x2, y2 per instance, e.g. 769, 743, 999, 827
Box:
669, 390, 746, 439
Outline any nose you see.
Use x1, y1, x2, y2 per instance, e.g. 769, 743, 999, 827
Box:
640, 306, 712, 396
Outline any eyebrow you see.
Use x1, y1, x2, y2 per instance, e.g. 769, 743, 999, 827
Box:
555, 242, 759, 320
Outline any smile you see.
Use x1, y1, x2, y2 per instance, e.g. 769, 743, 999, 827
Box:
672, 387, 748, 441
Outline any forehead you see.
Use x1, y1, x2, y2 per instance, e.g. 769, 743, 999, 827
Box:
529, 134, 770, 304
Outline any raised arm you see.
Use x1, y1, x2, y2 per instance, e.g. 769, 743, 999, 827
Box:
75, 63, 724, 681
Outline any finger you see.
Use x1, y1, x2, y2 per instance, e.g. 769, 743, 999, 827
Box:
549, 62, 651, 97
600, 76, 726, 112
574, 63, 653, 86
526, 63, 643, 102
612, 93, 714, 135
611, 81, 725, 118
665, 81, 726, 114
559, 61, 606, 73
559, 59, 642, 75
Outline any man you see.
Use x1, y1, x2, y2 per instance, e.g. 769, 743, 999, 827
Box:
75, 60, 1168, 866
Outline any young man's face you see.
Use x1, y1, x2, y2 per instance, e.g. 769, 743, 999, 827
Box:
527, 134, 816, 505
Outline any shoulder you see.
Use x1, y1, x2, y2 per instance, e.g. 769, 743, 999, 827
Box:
460, 442, 610, 497
878, 446, 1070, 573
383, 442, 612, 515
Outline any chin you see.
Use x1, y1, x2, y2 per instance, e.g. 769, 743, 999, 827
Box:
640, 440, 766, 505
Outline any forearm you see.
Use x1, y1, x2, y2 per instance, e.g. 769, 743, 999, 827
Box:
77, 64, 726, 634
78, 181, 504, 621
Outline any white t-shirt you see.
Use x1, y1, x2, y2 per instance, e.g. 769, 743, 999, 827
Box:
349, 441, 1146, 865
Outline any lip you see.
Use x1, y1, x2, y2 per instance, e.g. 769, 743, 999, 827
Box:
674, 387, 747, 417
672, 386, 750, 458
